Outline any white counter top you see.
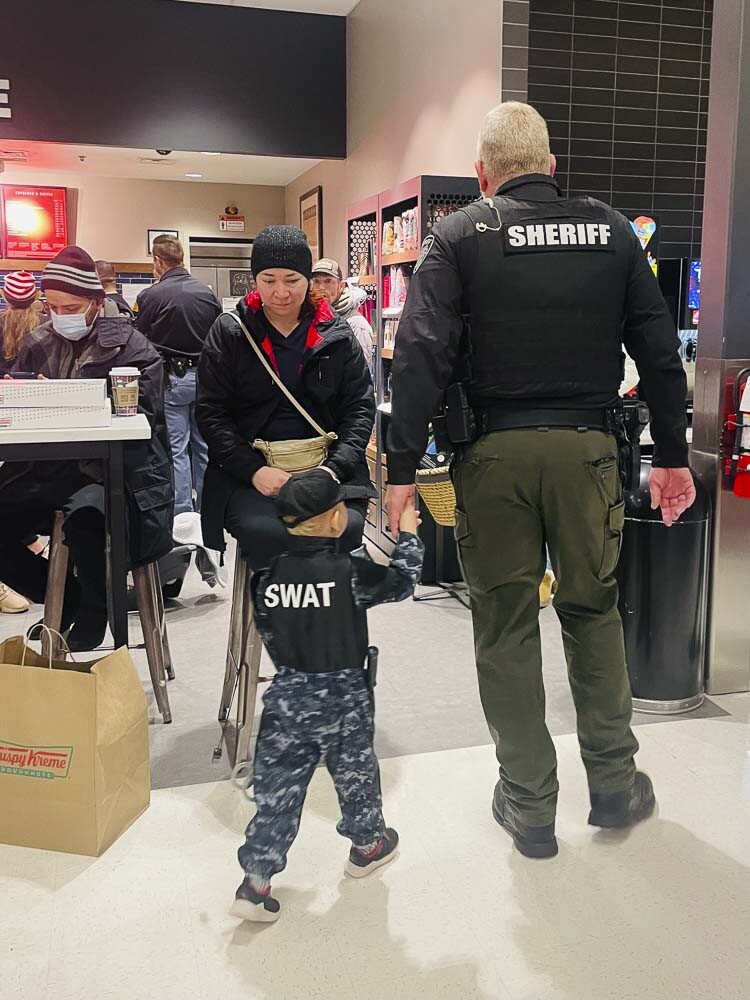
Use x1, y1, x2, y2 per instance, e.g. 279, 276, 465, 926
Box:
0, 413, 151, 446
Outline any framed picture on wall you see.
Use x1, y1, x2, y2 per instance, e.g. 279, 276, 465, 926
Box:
147, 229, 179, 254
299, 187, 323, 260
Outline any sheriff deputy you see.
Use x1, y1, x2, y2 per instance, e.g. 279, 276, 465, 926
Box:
386, 101, 695, 860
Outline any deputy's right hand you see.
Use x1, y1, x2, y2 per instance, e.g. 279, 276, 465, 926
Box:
252, 466, 291, 497
648, 467, 697, 527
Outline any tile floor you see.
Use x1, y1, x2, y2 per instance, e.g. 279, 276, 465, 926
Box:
2, 549, 748, 999
2, 707, 749, 1000
0, 549, 726, 789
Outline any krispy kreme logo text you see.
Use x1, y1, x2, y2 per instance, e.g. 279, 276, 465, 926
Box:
0, 741, 73, 780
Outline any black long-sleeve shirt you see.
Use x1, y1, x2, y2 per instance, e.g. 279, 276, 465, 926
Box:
387, 175, 688, 483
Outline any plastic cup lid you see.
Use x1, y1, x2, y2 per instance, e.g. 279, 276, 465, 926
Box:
110, 367, 140, 375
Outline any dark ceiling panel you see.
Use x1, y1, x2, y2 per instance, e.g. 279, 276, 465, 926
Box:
0, 0, 347, 159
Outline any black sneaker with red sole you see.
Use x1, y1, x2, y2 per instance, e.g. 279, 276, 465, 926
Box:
230, 878, 281, 923
346, 828, 399, 878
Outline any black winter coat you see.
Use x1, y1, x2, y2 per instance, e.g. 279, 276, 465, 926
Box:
135, 266, 221, 360
1, 301, 174, 566
197, 293, 375, 552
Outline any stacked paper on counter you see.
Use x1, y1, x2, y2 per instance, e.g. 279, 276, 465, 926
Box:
0, 379, 111, 429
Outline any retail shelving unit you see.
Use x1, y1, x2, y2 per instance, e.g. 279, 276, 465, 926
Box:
346, 195, 380, 536
349, 175, 479, 558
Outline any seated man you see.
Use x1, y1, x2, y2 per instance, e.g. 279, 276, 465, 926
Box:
0, 246, 174, 651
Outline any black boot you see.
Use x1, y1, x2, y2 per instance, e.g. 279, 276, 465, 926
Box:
588, 772, 656, 829
492, 781, 558, 859
67, 603, 108, 653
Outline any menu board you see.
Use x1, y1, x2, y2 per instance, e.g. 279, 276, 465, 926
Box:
1, 185, 68, 260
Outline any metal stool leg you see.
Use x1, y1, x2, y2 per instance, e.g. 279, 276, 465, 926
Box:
42, 511, 69, 660
218, 553, 247, 723
235, 573, 263, 767
154, 570, 174, 681
133, 563, 172, 724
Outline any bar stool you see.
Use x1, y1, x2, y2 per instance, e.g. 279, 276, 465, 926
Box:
42, 511, 174, 723
214, 548, 268, 773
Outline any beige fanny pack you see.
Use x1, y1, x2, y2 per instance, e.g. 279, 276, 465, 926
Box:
234, 313, 337, 473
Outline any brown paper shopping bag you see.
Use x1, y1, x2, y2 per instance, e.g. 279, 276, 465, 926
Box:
0, 636, 150, 856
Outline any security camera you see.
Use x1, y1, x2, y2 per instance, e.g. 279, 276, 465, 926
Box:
156, 149, 172, 156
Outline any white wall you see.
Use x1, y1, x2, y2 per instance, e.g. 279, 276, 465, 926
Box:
285, 0, 502, 265
0, 170, 286, 265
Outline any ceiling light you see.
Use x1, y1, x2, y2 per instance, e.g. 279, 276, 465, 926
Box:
201, 151, 221, 156
185, 172, 203, 178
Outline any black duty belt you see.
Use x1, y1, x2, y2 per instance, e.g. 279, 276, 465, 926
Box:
480, 407, 612, 434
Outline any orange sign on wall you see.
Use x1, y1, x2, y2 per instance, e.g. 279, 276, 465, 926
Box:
1, 185, 68, 259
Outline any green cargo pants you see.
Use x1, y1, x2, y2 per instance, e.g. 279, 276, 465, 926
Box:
453, 428, 638, 828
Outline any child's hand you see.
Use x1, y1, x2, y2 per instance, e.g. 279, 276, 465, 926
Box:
398, 495, 419, 536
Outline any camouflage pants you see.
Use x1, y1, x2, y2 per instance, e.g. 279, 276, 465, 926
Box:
238, 668, 386, 879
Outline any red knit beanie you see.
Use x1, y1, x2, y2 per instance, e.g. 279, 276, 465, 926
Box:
3, 270, 38, 307
41, 246, 104, 298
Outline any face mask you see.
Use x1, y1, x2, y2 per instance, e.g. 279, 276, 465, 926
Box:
51, 305, 96, 341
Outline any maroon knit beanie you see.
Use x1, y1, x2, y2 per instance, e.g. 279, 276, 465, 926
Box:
41, 246, 104, 298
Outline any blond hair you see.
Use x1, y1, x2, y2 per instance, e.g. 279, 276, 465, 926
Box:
477, 101, 551, 185
1, 303, 39, 361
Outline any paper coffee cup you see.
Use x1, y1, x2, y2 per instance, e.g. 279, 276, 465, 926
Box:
110, 366, 140, 416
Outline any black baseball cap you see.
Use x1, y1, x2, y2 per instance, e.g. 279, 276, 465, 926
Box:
277, 469, 376, 527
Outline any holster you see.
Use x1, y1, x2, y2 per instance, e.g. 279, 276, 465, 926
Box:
443, 381, 478, 446
365, 646, 379, 690
166, 356, 190, 378
607, 401, 650, 491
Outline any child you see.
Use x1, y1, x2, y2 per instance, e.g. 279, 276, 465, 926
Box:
230, 468, 424, 923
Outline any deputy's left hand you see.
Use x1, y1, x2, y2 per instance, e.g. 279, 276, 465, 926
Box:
649, 467, 696, 527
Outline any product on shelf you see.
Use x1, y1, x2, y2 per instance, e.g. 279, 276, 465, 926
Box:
403, 208, 419, 250
390, 265, 409, 308
382, 271, 391, 308
382, 221, 395, 256
394, 215, 404, 253
384, 318, 400, 351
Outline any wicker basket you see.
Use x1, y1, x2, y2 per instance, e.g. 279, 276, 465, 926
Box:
415, 465, 457, 527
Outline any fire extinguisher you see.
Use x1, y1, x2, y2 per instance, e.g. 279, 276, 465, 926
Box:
724, 368, 750, 495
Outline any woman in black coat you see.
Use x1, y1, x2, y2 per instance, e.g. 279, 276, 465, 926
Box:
197, 226, 375, 570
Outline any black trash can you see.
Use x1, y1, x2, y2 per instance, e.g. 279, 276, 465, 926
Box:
616, 458, 711, 714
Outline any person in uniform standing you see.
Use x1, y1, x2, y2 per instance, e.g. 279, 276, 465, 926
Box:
386, 102, 695, 859
136, 235, 221, 514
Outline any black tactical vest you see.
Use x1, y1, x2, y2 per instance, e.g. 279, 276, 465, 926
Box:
456, 196, 629, 405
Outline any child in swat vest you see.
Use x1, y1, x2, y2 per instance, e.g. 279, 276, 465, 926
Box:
230, 468, 424, 923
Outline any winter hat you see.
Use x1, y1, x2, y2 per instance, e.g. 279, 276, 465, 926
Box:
312, 258, 343, 281
277, 468, 376, 527
41, 246, 104, 298
2, 270, 38, 307
251, 226, 312, 280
